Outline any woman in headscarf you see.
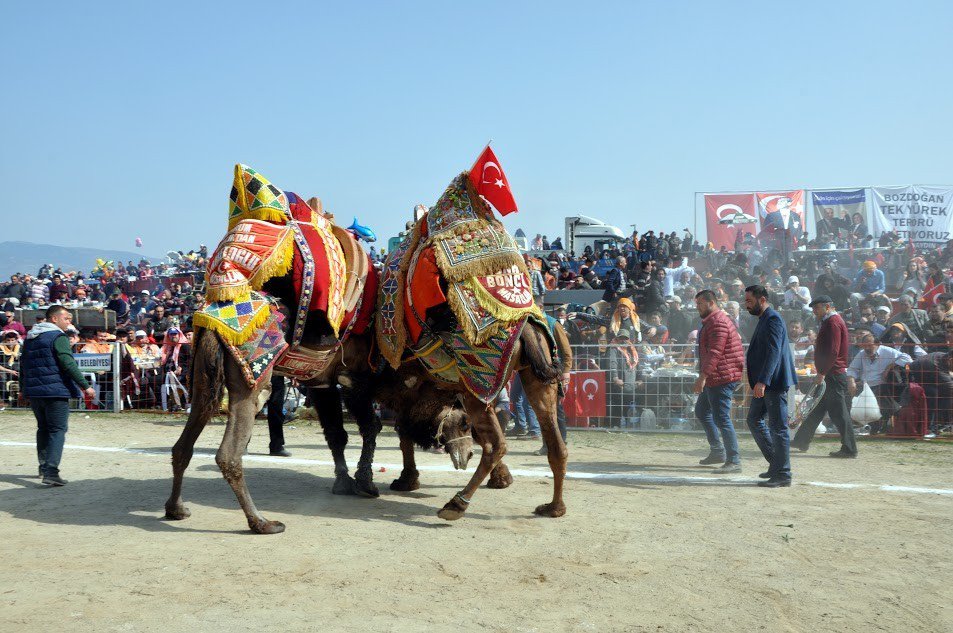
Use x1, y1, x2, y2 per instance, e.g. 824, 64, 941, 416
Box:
572, 297, 642, 342
607, 328, 643, 427
160, 327, 191, 412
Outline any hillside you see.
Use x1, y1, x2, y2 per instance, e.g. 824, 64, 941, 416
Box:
0, 241, 162, 279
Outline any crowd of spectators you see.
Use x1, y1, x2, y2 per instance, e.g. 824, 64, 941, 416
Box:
2, 229, 953, 436
0, 248, 207, 411
525, 227, 953, 436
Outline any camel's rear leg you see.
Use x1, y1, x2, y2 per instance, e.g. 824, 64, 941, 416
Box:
217, 370, 285, 534
312, 385, 359, 496
164, 406, 213, 520
522, 368, 567, 517
438, 393, 506, 521
344, 375, 381, 498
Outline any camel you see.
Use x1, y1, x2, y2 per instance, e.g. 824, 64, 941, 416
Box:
398, 319, 572, 521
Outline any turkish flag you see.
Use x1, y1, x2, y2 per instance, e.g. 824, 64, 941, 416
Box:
920, 278, 944, 309
704, 194, 758, 251
468, 145, 518, 215
563, 370, 606, 427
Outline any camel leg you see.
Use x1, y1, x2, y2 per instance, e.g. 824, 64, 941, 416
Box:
164, 405, 212, 520
312, 385, 357, 495
390, 434, 420, 491
345, 377, 381, 498
437, 393, 506, 521
216, 374, 285, 534
521, 368, 567, 518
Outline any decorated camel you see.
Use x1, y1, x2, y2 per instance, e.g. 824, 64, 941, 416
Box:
164, 165, 467, 534
375, 147, 571, 520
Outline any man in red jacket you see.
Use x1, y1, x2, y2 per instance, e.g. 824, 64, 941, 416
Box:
693, 290, 746, 473
791, 295, 857, 457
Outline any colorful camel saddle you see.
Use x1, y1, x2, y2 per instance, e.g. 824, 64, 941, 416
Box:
376, 172, 541, 402
221, 299, 289, 388
217, 284, 377, 388
203, 164, 368, 345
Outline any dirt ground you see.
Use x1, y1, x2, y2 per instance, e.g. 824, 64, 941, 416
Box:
0, 410, 951, 633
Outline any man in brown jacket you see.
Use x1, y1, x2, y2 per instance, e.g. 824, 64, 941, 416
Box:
791, 295, 857, 457
693, 290, 746, 473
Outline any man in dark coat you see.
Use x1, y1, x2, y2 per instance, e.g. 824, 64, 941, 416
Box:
744, 285, 797, 487
20, 305, 96, 486
602, 256, 628, 303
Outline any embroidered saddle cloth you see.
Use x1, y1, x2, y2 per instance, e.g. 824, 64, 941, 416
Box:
205, 164, 369, 344
375, 171, 540, 401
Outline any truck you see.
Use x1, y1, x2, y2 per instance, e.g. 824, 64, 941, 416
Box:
564, 215, 626, 256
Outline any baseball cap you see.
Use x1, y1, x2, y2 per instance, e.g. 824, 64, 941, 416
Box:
134, 330, 147, 338
876, 305, 891, 314
787, 276, 799, 285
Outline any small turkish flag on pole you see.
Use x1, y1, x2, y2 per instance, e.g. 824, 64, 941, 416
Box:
468, 145, 518, 216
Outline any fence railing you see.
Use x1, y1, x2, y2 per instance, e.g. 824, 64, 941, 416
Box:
559, 340, 953, 437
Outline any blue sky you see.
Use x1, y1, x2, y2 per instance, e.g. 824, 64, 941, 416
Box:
3, 1, 952, 256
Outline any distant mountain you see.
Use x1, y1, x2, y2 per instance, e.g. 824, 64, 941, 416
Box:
0, 241, 162, 279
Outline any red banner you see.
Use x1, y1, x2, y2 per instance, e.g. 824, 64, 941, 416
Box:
563, 370, 606, 427
756, 190, 805, 235
704, 194, 758, 251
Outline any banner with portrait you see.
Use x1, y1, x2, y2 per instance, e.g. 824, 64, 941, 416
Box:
811, 189, 866, 242
703, 193, 758, 251
869, 185, 953, 247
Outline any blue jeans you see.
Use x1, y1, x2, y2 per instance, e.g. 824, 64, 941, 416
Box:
746, 390, 791, 480
33, 398, 70, 477
510, 374, 540, 436
695, 382, 740, 464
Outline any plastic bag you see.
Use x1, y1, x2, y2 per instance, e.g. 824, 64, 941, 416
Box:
850, 383, 881, 424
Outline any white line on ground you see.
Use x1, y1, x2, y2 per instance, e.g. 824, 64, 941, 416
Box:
2, 440, 951, 497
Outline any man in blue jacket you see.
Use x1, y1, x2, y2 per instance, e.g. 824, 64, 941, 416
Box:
743, 285, 797, 487
20, 305, 96, 486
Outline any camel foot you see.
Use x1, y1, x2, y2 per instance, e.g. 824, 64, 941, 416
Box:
249, 519, 286, 535
332, 473, 358, 495
164, 503, 191, 520
486, 464, 513, 489
533, 501, 567, 518
437, 496, 468, 521
353, 474, 380, 499
390, 471, 420, 492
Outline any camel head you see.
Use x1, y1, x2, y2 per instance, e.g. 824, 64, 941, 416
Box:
434, 405, 473, 470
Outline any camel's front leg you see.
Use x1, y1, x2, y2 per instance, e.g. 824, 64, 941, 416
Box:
390, 433, 420, 491
437, 393, 506, 521
216, 376, 285, 534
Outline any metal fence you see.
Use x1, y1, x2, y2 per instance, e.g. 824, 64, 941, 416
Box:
560, 340, 953, 438
1, 342, 184, 413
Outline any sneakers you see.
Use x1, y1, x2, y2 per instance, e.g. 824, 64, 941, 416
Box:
713, 463, 742, 474
699, 453, 726, 466
521, 433, 541, 441
269, 448, 292, 457
41, 474, 68, 487
829, 449, 857, 459
505, 427, 528, 438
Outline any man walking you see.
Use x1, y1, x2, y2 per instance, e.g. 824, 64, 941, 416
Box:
790, 296, 857, 458
20, 305, 96, 486
693, 290, 745, 473
743, 285, 797, 488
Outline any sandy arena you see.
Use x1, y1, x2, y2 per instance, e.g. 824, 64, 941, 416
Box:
0, 410, 951, 632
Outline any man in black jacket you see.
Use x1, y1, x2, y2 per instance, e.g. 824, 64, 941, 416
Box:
20, 305, 96, 486
602, 256, 628, 303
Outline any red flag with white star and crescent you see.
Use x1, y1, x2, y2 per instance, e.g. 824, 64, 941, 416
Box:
468, 145, 518, 215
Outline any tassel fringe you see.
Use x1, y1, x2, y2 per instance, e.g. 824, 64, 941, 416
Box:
193, 304, 271, 347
